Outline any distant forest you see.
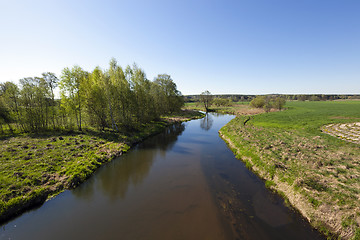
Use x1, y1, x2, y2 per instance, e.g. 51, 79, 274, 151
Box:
185, 94, 360, 103
0, 59, 184, 134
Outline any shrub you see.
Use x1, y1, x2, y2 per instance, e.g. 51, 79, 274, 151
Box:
213, 98, 232, 107
272, 97, 286, 110
250, 96, 266, 108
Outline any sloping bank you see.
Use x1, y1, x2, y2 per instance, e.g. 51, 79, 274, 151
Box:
0, 110, 204, 224
219, 113, 360, 240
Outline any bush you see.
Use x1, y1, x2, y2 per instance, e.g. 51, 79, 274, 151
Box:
264, 101, 272, 112
213, 98, 232, 107
250, 96, 286, 111
250, 96, 266, 108
272, 97, 286, 110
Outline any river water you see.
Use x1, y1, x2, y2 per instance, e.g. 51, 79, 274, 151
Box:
0, 113, 324, 240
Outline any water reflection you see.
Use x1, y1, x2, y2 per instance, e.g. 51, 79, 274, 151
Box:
252, 190, 291, 227
143, 122, 185, 151
200, 113, 213, 131
72, 122, 186, 201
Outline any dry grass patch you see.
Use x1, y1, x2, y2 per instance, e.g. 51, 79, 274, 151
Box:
322, 122, 360, 144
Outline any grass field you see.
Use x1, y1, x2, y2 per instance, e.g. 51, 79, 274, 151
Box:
251, 101, 360, 131
0, 110, 204, 224
219, 101, 360, 240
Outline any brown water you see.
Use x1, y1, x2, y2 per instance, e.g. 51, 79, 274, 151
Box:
0, 113, 324, 240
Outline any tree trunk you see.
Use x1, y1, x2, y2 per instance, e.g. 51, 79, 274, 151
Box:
109, 101, 118, 131
78, 91, 82, 131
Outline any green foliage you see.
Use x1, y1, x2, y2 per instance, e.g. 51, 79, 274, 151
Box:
265, 180, 276, 188
250, 95, 286, 111
263, 100, 272, 113
84, 66, 109, 130
302, 177, 328, 192
153, 74, 184, 114
59, 65, 88, 131
213, 98, 232, 107
310, 95, 321, 101
0, 96, 12, 125
342, 216, 356, 228
353, 228, 360, 240
308, 196, 321, 208
19, 77, 54, 131
0, 59, 184, 135
0, 82, 20, 126
250, 96, 266, 108
272, 97, 286, 110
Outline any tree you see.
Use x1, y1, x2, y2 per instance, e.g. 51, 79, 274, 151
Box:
264, 100, 272, 113
200, 90, 213, 112
250, 96, 266, 108
129, 64, 154, 124
59, 66, 87, 131
84, 67, 108, 130
0, 59, 186, 135
213, 98, 232, 107
19, 77, 51, 131
112, 63, 132, 128
272, 97, 286, 110
310, 95, 320, 101
0, 82, 21, 130
0, 95, 13, 133
153, 74, 184, 114
42, 72, 58, 128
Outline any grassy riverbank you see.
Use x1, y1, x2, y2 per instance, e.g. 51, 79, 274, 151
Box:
219, 101, 360, 239
185, 101, 269, 115
0, 110, 204, 224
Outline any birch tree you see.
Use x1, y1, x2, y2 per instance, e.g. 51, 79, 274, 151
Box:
59, 66, 87, 131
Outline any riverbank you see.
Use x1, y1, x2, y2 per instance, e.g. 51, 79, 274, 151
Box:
219, 101, 360, 240
0, 109, 204, 224
185, 101, 266, 115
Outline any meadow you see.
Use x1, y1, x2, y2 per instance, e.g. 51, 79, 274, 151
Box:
219, 101, 360, 239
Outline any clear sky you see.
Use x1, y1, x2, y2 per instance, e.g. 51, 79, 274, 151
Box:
0, 0, 359, 95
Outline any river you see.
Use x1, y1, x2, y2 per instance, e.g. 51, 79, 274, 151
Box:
0, 113, 324, 240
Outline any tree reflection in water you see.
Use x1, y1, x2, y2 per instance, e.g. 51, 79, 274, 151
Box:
72, 122, 186, 201
200, 113, 213, 131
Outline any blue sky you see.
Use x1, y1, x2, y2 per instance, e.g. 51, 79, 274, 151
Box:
0, 0, 359, 95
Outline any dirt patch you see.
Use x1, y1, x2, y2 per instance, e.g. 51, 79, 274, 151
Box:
322, 122, 360, 144
217, 104, 280, 116
234, 106, 266, 115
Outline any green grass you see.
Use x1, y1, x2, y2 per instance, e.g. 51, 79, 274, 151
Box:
220, 100, 360, 239
252, 101, 360, 132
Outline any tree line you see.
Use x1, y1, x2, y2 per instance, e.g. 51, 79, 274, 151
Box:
185, 94, 360, 103
198, 91, 286, 113
0, 59, 184, 134
249, 95, 286, 112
